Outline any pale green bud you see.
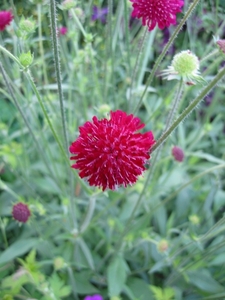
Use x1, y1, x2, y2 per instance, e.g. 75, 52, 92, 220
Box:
98, 104, 111, 115
172, 50, 199, 77
161, 50, 205, 84
157, 239, 169, 253
54, 257, 65, 270
61, 0, 76, 10
19, 51, 33, 68
189, 214, 200, 225
19, 18, 35, 34
85, 33, 93, 43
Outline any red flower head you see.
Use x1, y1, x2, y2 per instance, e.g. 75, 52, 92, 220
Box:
0, 10, 14, 31
172, 146, 184, 162
12, 202, 31, 223
130, 0, 184, 31
69, 110, 155, 191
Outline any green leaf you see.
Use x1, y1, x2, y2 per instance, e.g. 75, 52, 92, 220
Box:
127, 278, 154, 300
73, 271, 99, 294
208, 253, 225, 266
0, 239, 38, 265
187, 269, 225, 293
49, 273, 71, 298
107, 255, 128, 297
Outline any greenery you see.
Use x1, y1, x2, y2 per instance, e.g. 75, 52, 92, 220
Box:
0, 0, 225, 299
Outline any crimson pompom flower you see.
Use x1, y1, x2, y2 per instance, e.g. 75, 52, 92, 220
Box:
69, 110, 155, 191
12, 202, 31, 223
130, 0, 184, 31
0, 10, 13, 31
172, 146, 184, 162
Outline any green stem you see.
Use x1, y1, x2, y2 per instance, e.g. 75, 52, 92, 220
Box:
0, 62, 56, 181
166, 80, 184, 129
49, 0, 68, 150
70, 9, 87, 38
123, 0, 131, 76
133, 0, 201, 114
0, 219, 8, 249
80, 197, 96, 233
128, 28, 148, 112
38, 4, 49, 86
151, 66, 225, 153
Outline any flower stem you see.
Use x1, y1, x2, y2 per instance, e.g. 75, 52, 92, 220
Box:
80, 197, 96, 233
70, 9, 87, 38
165, 80, 184, 130
49, 0, 68, 151
128, 28, 148, 112
133, 0, 201, 114
50, 0, 81, 228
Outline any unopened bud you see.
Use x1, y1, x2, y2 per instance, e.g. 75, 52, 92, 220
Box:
189, 214, 200, 225
19, 18, 35, 34
61, 0, 76, 10
216, 39, 225, 54
19, 51, 33, 68
54, 257, 65, 270
12, 202, 31, 223
157, 239, 169, 253
172, 146, 184, 162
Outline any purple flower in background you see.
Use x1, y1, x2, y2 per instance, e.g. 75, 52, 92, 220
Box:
84, 295, 103, 300
58, 26, 68, 35
92, 6, 108, 23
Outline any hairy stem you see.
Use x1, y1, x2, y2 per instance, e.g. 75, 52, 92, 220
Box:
49, 0, 68, 150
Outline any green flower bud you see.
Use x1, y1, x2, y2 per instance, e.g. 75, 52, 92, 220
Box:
157, 239, 169, 253
189, 214, 200, 225
19, 51, 33, 68
172, 50, 199, 77
19, 18, 35, 34
98, 104, 111, 115
74, 7, 84, 19
61, 0, 76, 10
54, 257, 65, 270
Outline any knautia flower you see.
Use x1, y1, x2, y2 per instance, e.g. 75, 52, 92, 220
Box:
84, 295, 103, 300
130, 0, 184, 31
92, 6, 108, 24
161, 50, 204, 84
0, 10, 13, 31
12, 202, 31, 223
172, 146, 184, 162
69, 110, 155, 191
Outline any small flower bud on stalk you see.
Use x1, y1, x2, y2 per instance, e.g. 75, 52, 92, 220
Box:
12, 202, 31, 223
172, 146, 184, 162
19, 51, 33, 68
